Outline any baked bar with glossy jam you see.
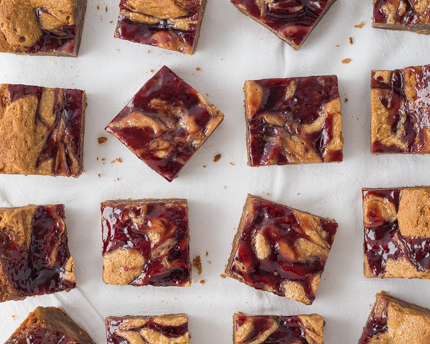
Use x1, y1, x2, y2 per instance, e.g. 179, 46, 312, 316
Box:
358, 292, 430, 344
114, 0, 207, 54
245, 76, 343, 166
231, 0, 337, 50
0, 84, 86, 177
0, 205, 75, 302
106, 314, 189, 344
0, 0, 87, 56
362, 187, 430, 278
373, 0, 430, 34
234, 312, 324, 344
225, 194, 337, 305
371, 65, 430, 154
105, 66, 224, 182
5, 306, 95, 344
101, 199, 191, 286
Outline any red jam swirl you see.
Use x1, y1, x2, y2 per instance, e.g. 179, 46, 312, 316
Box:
106, 316, 188, 344
106, 66, 216, 182
363, 189, 430, 276
236, 315, 311, 344
373, 0, 422, 26
229, 198, 337, 302
7, 85, 84, 176
102, 201, 190, 286
357, 297, 389, 344
0, 205, 75, 299
231, 0, 332, 46
6, 326, 76, 344
248, 76, 342, 165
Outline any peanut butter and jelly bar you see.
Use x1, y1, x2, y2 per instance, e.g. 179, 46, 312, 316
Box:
231, 0, 337, 50
245, 76, 343, 166
371, 65, 430, 154
373, 0, 430, 34
362, 187, 430, 278
114, 0, 207, 54
0, 0, 87, 56
0, 84, 86, 177
101, 199, 191, 287
234, 312, 324, 344
0, 205, 75, 302
106, 314, 189, 344
105, 66, 224, 182
358, 292, 430, 344
5, 307, 95, 344
225, 195, 337, 305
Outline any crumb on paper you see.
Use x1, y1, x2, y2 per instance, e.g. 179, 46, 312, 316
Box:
148, 50, 151, 53
196, 67, 201, 71
97, 5, 100, 9
105, 6, 108, 11
98, 174, 101, 177
207, 261, 212, 264
344, 98, 349, 103
349, 37, 353, 44
342, 58, 352, 64
192, 256, 202, 275
111, 158, 123, 164
117, 177, 120, 181
98, 136, 108, 144
97, 157, 99, 160
203, 165, 206, 168
206, 251, 209, 256
297, 193, 300, 195
213, 154, 221, 162
110, 20, 113, 24
336, 44, 339, 47
200, 280, 205, 285
206, 93, 209, 97
224, 186, 227, 189
266, 192, 270, 196
220, 274, 226, 279
230, 162, 235, 166
151, 69, 154, 73
355, 21, 365, 28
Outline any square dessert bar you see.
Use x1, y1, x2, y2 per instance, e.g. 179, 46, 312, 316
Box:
225, 194, 338, 305
362, 187, 430, 278
358, 292, 430, 344
114, 0, 207, 54
233, 312, 324, 344
371, 65, 430, 154
5, 306, 95, 344
373, 0, 430, 34
245, 76, 343, 166
0, 204, 75, 302
105, 66, 224, 182
0, 84, 86, 177
106, 314, 189, 344
231, 0, 337, 50
0, 0, 87, 56
101, 199, 191, 286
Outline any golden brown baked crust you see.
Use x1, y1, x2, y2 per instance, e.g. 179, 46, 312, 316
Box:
0, 84, 86, 177
0, 0, 87, 56
5, 307, 96, 344
358, 292, 430, 344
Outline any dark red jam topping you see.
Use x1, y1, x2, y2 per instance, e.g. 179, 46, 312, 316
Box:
363, 189, 430, 276
102, 201, 190, 286
229, 198, 337, 302
115, 0, 200, 51
236, 315, 310, 344
357, 297, 389, 344
7, 84, 84, 176
6, 326, 76, 344
0, 205, 75, 299
373, 0, 422, 26
231, 0, 333, 46
248, 76, 342, 165
106, 316, 188, 344
106, 66, 219, 182
371, 66, 430, 153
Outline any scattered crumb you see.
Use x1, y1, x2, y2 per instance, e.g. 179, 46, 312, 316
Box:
97, 136, 108, 144
230, 162, 235, 166
151, 69, 154, 73
117, 49, 120, 51
105, 6, 108, 11
349, 37, 353, 44
336, 44, 339, 47
206, 93, 209, 97
213, 154, 221, 162
200, 280, 205, 285
355, 21, 365, 28
207, 261, 212, 264
97, 5, 100, 9
196, 67, 201, 71
98, 174, 101, 177
117, 177, 120, 181
97, 157, 99, 160
111, 158, 123, 163
266, 193, 270, 196
148, 50, 151, 53
344, 98, 349, 103
206, 251, 209, 256
12, 315, 15, 319
297, 193, 300, 195
192, 256, 202, 275
220, 274, 226, 279
203, 165, 206, 168
342, 58, 352, 64
110, 20, 113, 24
102, 158, 106, 161
224, 186, 227, 189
